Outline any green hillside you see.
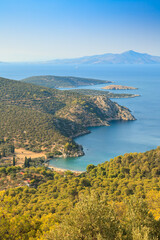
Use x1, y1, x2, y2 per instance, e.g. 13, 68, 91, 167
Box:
0, 77, 134, 158
0, 147, 159, 239
22, 75, 112, 88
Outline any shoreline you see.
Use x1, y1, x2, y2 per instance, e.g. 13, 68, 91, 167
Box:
110, 94, 140, 99
101, 84, 138, 90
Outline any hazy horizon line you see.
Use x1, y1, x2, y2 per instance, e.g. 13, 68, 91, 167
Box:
1, 50, 160, 63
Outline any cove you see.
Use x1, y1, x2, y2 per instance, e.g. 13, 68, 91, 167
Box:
49, 65, 160, 171
0, 63, 160, 171
49, 120, 158, 171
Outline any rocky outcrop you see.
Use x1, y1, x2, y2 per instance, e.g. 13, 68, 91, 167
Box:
62, 144, 84, 158
102, 85, 138, 90
56, 95, 135, 130
52, 95, 136, 158
92, 96, 135, 121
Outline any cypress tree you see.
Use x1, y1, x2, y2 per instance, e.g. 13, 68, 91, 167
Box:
13, 157, 16, 166
24, 157, 28, 168
11, 145, 15, 154
2, 149, 6, 157
27, 157, 31, 168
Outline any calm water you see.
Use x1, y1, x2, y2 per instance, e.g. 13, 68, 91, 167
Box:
0, 63, 160, 171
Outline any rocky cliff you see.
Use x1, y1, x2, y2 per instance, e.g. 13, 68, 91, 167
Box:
102, 85, 138, 90
56, 95, 135, 133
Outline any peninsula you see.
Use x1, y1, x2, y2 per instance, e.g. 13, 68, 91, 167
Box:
0, 77, 135, 160
67, 89, 140, 98
22, 75, 112, 88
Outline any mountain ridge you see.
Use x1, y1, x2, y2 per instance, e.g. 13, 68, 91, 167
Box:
1, 50, 160, 64
46, 50, 160, 64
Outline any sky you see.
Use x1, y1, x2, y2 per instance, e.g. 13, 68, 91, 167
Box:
0, 0, 160, 62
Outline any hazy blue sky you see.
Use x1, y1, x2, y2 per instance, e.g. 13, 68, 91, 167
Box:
0, 0, 160, 61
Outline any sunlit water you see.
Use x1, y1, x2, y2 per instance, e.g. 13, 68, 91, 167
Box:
0, 63, 160, 171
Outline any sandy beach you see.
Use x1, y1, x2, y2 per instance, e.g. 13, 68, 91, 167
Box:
4, 148, 84, 174
48, 165, 84, 174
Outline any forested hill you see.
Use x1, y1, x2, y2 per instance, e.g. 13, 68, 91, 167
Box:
0, 147, 160, 239
22, 75, 112, 88
0, 77, 135, 157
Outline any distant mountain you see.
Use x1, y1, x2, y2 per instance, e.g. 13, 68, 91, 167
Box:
47, 50, 160, 64
22, 75, 112, 88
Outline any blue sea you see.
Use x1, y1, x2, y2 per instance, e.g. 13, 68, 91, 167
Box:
0, 63, 160, 171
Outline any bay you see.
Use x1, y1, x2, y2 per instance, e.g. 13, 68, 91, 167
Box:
0, 63, 160, 171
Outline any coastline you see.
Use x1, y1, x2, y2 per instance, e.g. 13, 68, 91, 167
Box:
2, 148, 84, 174
47, 165, 84, 174
110, 94, 140, 99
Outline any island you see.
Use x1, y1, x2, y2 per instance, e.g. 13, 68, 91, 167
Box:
102, 84, 138, 90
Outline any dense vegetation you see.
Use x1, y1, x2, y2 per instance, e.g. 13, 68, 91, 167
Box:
22, 75, 112, 88
0, 137, 15, 160
0, 77, 134, 157
1, 76, 158, 239
0, 148, 160, 239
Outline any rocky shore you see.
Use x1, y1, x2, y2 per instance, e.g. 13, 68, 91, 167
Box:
102, 84, 138, 90
53, 95, 136, 158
